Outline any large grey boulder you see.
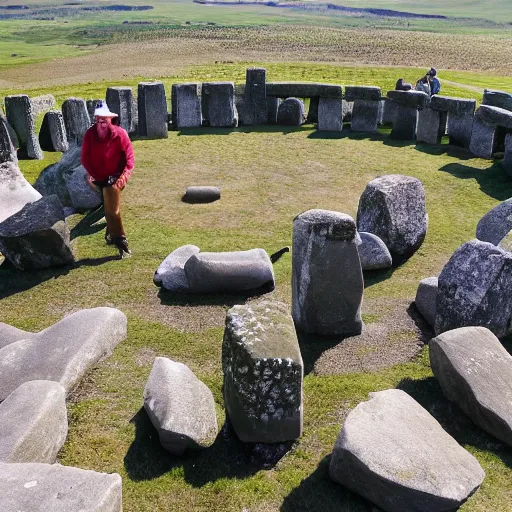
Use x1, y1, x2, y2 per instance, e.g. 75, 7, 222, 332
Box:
62, 98, 91, 145
202, 82, 238, 128
292, 209, 363, 336
184, 248, 275, 294
171, 83, 202, 129
38, 110, 69, 152
154, 244, 200, 290
476, 198, 512, 245
431, 326, 512, 447
0, 307, 127, 400
277, 97, 305, 126
65, 165, 102, 211
435, 240, 512, 337
0, 195, 74, 270
357, 174, 428, 260
0, 380, 67, 463
415, 276, 438, 327
182, 186, 220, 203
0, 113, 17, 164
0, 161, 42, 223
329, 389, 485, 512
138, 81, 168, 138
483, 89, 512, 111
356, 231, 392, 270
223, 300, 303, 443
475, 104, 512, 128
317, 98, 342, 132
106, 86, 136, 133
143, 357, 218, 454
0, 462, 122, 512
470, 105, 512, 159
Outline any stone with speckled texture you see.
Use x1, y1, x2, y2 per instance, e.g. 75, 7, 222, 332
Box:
476, 198, 512, 245
414, 276, 438, 327
154, 244, 200, 289
356, 231, 392, 270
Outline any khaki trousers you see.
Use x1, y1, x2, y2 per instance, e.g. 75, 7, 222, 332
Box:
102, 186, 125, 238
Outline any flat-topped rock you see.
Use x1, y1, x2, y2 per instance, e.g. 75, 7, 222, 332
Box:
415, 276, 438, 327
182, 186, 221, 203
431, 326, 512, 447
202, 82, 238, 128
154, 244, 200, 289
0, 307, 127, 400
143, 357, 218, 454
62, 97, 91, 145
475, 105, 512, 129
344, 86, 381, 102
171, 83, 202, 129
356, 231, 392, 270
0, 462, 122, 512
223, 300, 303, 443
430, 95, 476, 115
266, 82, 342, 99
387, 90, 430, 109
476, 198, 512, 245
137, 81, 168, 138
483, 89, 512, 112
329, 389, 485, 512
0, 380, 67, 463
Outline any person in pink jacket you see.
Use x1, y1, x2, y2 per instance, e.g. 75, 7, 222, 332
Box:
81, 101, 134, 259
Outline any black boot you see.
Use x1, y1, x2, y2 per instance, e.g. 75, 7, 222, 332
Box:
114, 236, 132, 259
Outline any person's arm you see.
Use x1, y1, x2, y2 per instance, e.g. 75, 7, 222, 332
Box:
113, 131, 135, 190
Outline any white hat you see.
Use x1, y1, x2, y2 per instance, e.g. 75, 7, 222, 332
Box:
93, 101, 118, 118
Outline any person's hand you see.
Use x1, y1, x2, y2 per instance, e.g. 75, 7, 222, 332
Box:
86, 173, 99, 191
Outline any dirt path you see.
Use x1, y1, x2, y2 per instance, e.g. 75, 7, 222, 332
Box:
442, 79, 485, 93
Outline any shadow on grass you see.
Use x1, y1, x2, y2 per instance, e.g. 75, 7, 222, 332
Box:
397, 376, 512, 469
406, 302, 435, 344
70, 205, 105, 241
439, 161, 512, 201
124, 407, 294, 485
415, 142, 474, 160
176, 125, 315, 136
280, 455, 374, 512
296, 330, 347, 375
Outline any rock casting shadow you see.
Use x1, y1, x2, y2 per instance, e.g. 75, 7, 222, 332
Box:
70, 205, 106, 241
124, 407, 294, 485
280, 455, 375, 512
297, 330, 349, 376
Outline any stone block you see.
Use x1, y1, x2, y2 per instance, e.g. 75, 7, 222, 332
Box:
503, 133, 512, 177
244, 68, 267, 125
86, 99, 102, 123
202, 82, 238, 128
277, 97, 305, 126
171, 83, 202, 129
430, 95, 476, 115
39, 110, 69, 152
307, 96, 319, 123
356, 231, 392, 270
447, 111, 474, 148
342, 99, 353, 122
350, 100, 380, 133
381, 98, 398, 125
266, 82, 342, 99
62, 98, 90, 145
476, 105, 512, 129
30, 94, 56, 117
476, 198, 512, 245
154, 244, 200, 289
106, 86, 136, 133
390, 104, 418, 140
415, 276, 438, 327
469, 116, 497, 159
182, 185, 220, 203
317, 98, 342, 132
483, 89, 512, 112
137, 81, 168, 138
344, 86, 381, 102
416, 107, 446, 144
387, 90, 430, 109
266, 97, 280, 124
0, 114, 17, 164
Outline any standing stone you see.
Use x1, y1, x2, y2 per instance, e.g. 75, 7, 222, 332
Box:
415, 276, 438, 327
350, 100, 380, 133
416, 107, 446, 144
154, 244, 200, 290
106, 86, 135, 133
0, 114, 17, 164
469, 105, 512, 159
292, 209, 363, 336
0, 380, 67, 463
329, 389, 485, 512
202, 82, 238, 128
435, 239, 512, 338
223, 300, 303, 443
0, 463, 122, 512
62, 98, 90, 145
5, 94, 43, 159
503, 133, 512, 177
30, 94, 56, 117
483, 89, 512, 112
431, 96, 476, 148
86, 99, 103, 123
138, 81, 168, 138
39, 110, 69, 152
277, 98, 305, 126
266, 97, 280, 124
307, 96, 319, 123
0, 161, 42, 223
244, 68, 267, 125
356, 231, 392, 270
0, 195, 74, 270
476, 198, 512, 245
381, 98, 398, 125
317, 98, 342, 132
171, 83, 202, 129
431, 326, 512, 447
356, 175, 428, 260
391, 104, 418, 140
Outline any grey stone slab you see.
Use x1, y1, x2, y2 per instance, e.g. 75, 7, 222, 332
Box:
350, 100, 379, 133
0, 161, 41, 223
266, 82, 342, 99
447, 111, 474, 148
39, 110, 69, 153
476, 198, 512, 245
390, 104, 418, 140
357, 174, 428, 260
469, 116, 497, 159
202, 82, 238, 128
0, 113, 17, 164
435, 239, 512, 338
431, 326, 512, 447
244, 68, 267, 125
503, 133, 512, 177
86, 99, 102, 124
416, 107, 446, 144
62, 98, 91, 145
65, 166, 102, 212
292, 209, 363, 336
0, 380, 67, 463
430, 95, 476, 115
415, 276, 438, 327
483, 89, 512, 112
223, 300, 303, 443
137, 81, 168, 138
344, 86, 381, 102
329, 389, 485, 512
475, 105, 512, 129
171, 83, 202, 129
0, 307, 127, 400
0, 462, 122, 512
387, 90, 430, 109
184, 249, 275, 293
106, 86, 135, 133
381, 98, 398, 125
277, 97, 305, 126
31, 94, 56, 117
182, 186, 220, 203
144, 357, 218, 454
356, 231, 392, 270
154, 244, 200, 290
317, 98, 342, 132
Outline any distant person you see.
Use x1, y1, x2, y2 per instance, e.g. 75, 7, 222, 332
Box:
395, 78, 412, 91
427, 67, 441, 95
415, 74, 431, 95
81, 101, 135, 259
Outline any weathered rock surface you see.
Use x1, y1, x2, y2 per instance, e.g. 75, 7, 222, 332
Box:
476, 198, 512, 245
344, 86, 381, 102
475, 105, 512, 128
350, 100, 380, 133
223, 300, 303, 443
244, 68, 267, 125
30, 94, 57, 117
329, 389, 485, 512
171, 83, 202, 129
416, 107, 446, 145
390, 104, 419, 140
0, 462, 122, 512
292, 209, 363, 335
469, 115, 496, 159
430, 96, 476, 115
0, 307, 127, 400
498, 229, 512, 252
0, 114, 17, 164
415, 276, 438, 327
0, 380, 67, 463
143, 357, 218, 454
154, 244, 200, 289
182, 186, 221, 203
202, 82, 238, 128
266, 82, 342, 99
356, 231, 392, 270
431, 326, 512, 446
0, 195, 74, 270
138, 81, 168, 138
387, 90, 430, 109
357, 174, 428, 260
184, 248, 275, 293
106, 86, 136, 133
277, 97, 305, 126
483, 89, 512, 111
62, 97, 90, 145
317, 98, 342, 132
39, 110, 69, 152
0, 323, 28, 349
0, 161, 42, 224
435, 239, 512, 337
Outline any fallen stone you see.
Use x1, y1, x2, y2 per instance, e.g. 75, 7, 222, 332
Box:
431, 326, 512, 447
415, 276, 438, 327
39, 110, 69, 152
356, 231, 392, 270
182, 186, 221, 203
0, 307, 127, 400
483, 89, 512, 112
223, 300, 303, 443
344, 86, 381, 102
184, 248, 275, 293
0, 114, 17, 164
244, 67, 267, 125
0, 161, 42, 223
106, 86, 136, 133
62, 98, 91, 145
202, 82, 238, 128
154, 244, 200, 289
0, 380, 67, 463
292, 209, 363, 335
0, 462, 122, 512
143, 357, 218, 454
435, 239, 512, 337
416, 107, 446, 144
387, 90, 430, 109
137, 81, 168, 138
171, 82, 202, 129
277, 97, 305, 126
350, 100, 380, 133
31, 94, 56, 117
476, 198, 512, 245
329, 389, 485, 512
266, 82, 342, 99
317, 98, 342, 131
357, 174, 428, 260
